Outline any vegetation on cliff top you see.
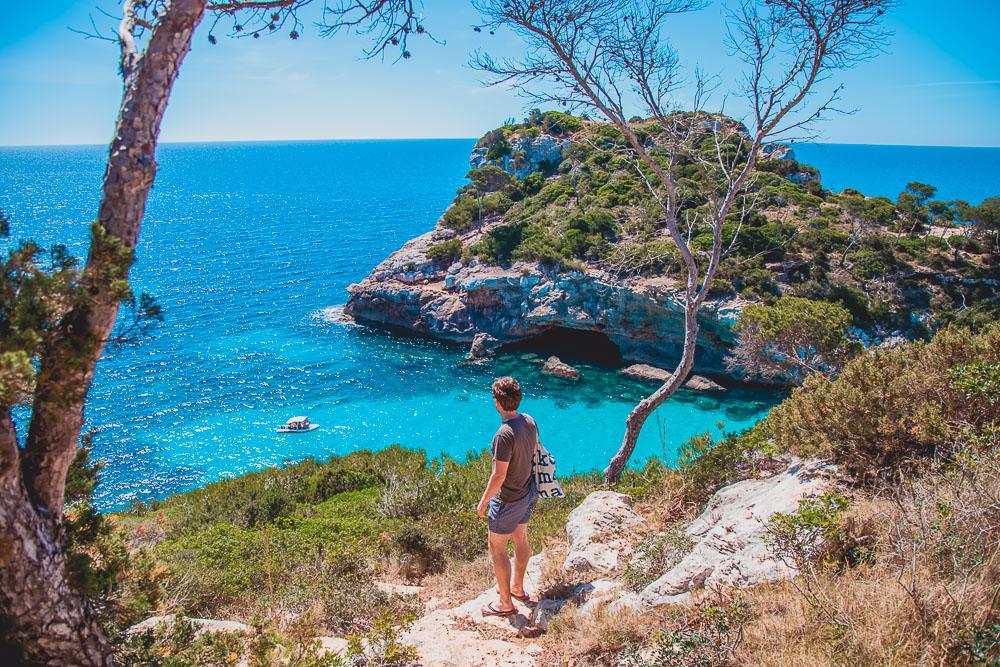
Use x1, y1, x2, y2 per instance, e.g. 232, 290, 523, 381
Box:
435, 111, 998, 346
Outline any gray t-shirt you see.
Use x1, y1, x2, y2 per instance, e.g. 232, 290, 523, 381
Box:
491, 413, 538, 503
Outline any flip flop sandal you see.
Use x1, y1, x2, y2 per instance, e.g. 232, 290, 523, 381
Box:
482, 603, 517, 617
495, 588, 531, 603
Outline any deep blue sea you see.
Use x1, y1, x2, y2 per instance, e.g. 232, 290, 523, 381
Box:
793, 143, 1000, 204
1, 140, 992, 510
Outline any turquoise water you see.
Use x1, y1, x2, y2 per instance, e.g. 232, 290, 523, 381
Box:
14, 139, 991, 510
0, 140, 778, 509
793, 143, 1000, 204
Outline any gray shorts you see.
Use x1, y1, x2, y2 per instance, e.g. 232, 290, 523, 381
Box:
487, 486, 539, 535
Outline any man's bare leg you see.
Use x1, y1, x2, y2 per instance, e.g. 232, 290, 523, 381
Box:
511, 523, 531, 598
488, 531, 515, 611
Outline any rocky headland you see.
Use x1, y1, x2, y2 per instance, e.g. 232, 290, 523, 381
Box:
345, 238, 747, 377
345, 112, 995, 385
345, 117, 754, 382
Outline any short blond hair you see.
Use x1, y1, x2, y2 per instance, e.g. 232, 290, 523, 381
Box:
492, 376, 522, 411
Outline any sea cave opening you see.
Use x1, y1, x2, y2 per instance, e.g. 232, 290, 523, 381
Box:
503, 327, 623, 367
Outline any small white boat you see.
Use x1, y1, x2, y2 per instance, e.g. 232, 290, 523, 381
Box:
275, 416, 319, 433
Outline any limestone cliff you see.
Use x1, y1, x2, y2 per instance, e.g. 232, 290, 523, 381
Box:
344, 123, 752, 378
344, 223, 749, 377
345, 112, 995, 380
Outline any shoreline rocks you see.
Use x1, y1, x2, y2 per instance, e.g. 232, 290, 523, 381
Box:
343, 134, 777, 385
621, 363, 671, 383
468, 332, 501, 359
684, 374, 726, 392
542, 355, 581, 379
621, 365, 728, 392
345, 256, 755, 381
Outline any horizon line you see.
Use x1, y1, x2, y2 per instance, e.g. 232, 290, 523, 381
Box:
2, 137, 1000, 150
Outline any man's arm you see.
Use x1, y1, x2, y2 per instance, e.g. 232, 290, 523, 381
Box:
477, 459, 509, 517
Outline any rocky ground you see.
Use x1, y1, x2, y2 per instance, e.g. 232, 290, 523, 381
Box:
131, 457, 834, 666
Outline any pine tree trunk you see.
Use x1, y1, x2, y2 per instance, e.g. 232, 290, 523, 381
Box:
0, 1, 206, 663
604, 302, 700, 485
0, 459, 112, 666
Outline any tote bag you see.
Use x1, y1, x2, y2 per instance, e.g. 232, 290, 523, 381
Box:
532, 441, 564, 498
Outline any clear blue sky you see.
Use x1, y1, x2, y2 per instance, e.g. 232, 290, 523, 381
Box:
1, 0, 998, 146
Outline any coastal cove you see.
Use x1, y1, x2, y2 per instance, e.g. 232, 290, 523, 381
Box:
0, 139, 994, 511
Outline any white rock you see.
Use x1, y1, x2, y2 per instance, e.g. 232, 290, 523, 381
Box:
318, 636, 349, 655
402, 554, 547, 666
626, 458, 834, 608
374, 581, 423, 596
127, 615, 250, 636
469, 332, 501, 359
541, 355, 581, 379
684, 374, 726, 392
563, 491, 645, 577
572, 579, 624, 615
621, 363, 671, 383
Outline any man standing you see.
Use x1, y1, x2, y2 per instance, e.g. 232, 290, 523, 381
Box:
477, 376, 539, 617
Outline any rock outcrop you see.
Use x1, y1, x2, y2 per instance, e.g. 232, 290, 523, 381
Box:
345, 248, 749, 378
624, 458, 835, 608
343, 133, 759, 381
541, 356, 580, 379
470, 134, 569, 179
562, 491, 646, 578
128, 615, 252, 637
684, 374, 727, 392
621, 365, 727, 392
402, 554, 553, 666
621, 363, 672, 383
469, 332, 501, 359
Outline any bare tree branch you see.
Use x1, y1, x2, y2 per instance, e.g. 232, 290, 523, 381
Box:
472, 0, 894, 483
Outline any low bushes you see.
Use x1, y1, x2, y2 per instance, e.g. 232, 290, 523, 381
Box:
765, 324, 1000, 481
425, 239, 462, 264
622, 528, 693, 592
112, 443, 594, 643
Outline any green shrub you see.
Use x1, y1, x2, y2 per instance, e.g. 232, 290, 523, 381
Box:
441, 197, 478, 231
425, 239, 462, 264
345, 611, 418, 667
765, 325, 1000, 482
378, 472, 447, 519
466, 166, 515, 194
677, 425, 776, 501
766, 492, 852, 570
727, 296, 858, 384
117, 616, 344, 666
847, 248, 890, 280
528, 110, 583, 136
471, 223, 525, 264
948, 360, 1000, 406
617, 600, 749, 667
519, 171, 545, 197
735, 268, 778, 299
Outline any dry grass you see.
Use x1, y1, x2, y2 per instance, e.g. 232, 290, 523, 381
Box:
632, 468, 698, 530
736, 570, 925, 666
546, 600, 655, 662
419, 554, 495, 608
536, 537, 576, 599
736, 434, 1000, 667
535, 431, 1000, 666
